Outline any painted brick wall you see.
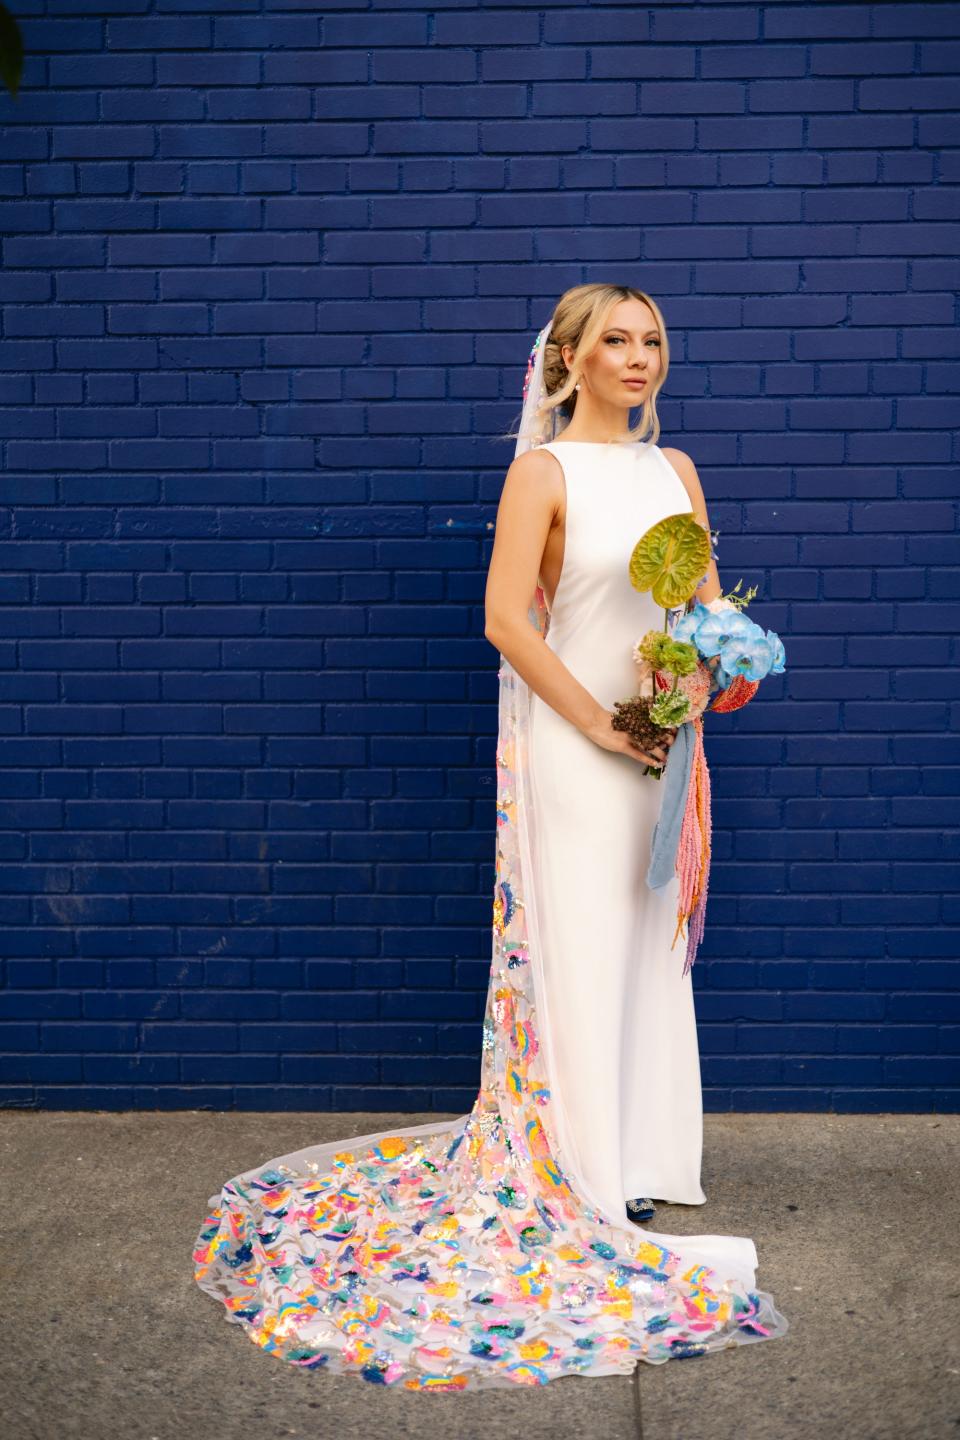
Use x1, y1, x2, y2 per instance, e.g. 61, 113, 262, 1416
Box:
0, 2, 957, 1112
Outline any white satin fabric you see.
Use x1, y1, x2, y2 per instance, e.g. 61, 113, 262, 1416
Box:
526, 440, 713, 1226
190, 435, 790, 1387
528, 440, 707, 1220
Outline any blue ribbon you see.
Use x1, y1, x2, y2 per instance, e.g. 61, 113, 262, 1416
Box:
646, 721, 695, 890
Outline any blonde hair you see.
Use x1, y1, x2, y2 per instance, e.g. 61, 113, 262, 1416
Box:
503, 282, 670, 447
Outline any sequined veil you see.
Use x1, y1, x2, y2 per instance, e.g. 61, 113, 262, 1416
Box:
191, 320, 789, 1389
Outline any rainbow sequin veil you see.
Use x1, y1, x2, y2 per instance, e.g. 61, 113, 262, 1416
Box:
191, 319, 789, 1389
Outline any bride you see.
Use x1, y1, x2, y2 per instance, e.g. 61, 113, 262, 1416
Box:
192, 282, 789, 1390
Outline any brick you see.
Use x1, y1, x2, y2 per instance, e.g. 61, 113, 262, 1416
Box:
0, 6, 955, 1113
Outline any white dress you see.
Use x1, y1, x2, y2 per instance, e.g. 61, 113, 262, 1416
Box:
528, 440, 707, 1219
190, 437, 788, 1390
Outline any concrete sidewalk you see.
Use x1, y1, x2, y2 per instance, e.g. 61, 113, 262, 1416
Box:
1, 1111, 956, 1440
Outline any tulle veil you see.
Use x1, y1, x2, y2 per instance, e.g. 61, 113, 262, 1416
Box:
191, 319, 789, 1389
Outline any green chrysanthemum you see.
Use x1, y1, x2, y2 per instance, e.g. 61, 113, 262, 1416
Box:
638, 630, 699, 676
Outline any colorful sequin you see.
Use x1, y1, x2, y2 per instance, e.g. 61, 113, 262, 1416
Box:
192, 585, 788, 1389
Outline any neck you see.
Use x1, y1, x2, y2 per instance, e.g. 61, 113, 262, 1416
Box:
559, 428, 635, 443
557, 401, 639, 445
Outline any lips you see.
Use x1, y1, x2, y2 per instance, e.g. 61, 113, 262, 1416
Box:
623, 379, 647, 388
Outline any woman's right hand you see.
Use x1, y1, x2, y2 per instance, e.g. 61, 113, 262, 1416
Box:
584, 711, 676, 768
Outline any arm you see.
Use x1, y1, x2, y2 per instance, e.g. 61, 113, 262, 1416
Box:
484, 450, 672, 767
659, 447, 728, 609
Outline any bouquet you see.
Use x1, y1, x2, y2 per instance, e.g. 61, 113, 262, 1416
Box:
611, 512, 786, 975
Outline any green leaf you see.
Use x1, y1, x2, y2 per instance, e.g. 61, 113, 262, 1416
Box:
0, 3, 24, 101
629, 512, 711, 609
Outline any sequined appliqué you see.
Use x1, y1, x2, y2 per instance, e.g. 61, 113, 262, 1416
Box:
192, 586, 788, 1389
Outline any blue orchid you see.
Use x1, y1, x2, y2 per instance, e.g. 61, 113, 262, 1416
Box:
763, 629, 786, 675
671, 601, 786, 691
718, 628, 776, 683
672, 601, 749, 654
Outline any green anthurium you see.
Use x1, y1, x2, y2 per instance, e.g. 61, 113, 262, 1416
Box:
629, 513, 711, 610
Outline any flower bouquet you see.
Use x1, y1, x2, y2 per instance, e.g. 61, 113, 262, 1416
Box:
611, 512, 786, 975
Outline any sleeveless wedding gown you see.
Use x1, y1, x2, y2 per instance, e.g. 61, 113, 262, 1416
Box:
528, 440, 707, 1218
191, 439, 789, 1390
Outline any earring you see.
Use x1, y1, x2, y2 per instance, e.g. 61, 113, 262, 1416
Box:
575, 383, 580, 391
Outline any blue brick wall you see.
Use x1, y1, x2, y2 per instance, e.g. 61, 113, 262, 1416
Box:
0, 2, 957, 1113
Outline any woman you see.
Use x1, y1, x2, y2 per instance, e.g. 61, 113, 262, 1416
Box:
192, 283, 789, 1390
487, 283, 725, 1225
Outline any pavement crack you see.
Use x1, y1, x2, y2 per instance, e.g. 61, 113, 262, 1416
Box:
632, 1359, 644, 1439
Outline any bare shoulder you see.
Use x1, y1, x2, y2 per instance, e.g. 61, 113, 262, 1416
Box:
507, 445, 564, 479
659, 446, 706, 506
500, 445, 564, 511
659, 445, 695, 471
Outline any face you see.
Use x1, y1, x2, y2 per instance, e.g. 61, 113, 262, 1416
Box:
561, 297, 663, 408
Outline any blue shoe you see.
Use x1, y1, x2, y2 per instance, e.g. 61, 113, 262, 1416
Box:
626, 1196, 656, 1223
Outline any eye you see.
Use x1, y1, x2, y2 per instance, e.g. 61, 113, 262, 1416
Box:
646, 338, 661, 348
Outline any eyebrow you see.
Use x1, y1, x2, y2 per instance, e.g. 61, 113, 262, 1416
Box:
603, 327, 660, 337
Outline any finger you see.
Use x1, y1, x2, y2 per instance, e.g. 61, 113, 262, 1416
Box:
628, 741, 664, 765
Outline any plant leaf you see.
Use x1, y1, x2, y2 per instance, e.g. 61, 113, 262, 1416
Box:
629, 512, 712, 609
